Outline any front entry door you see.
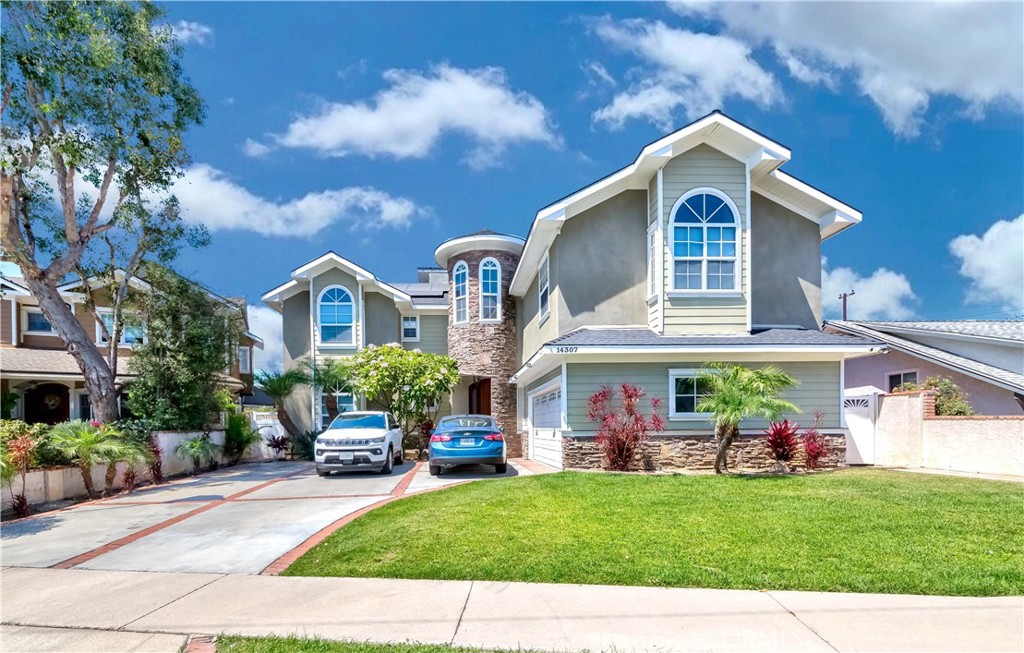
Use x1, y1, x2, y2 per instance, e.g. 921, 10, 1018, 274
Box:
468, 378, 491, 415
25, 383, 70, 424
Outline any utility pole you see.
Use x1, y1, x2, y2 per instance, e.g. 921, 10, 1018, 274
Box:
839, 290, 855, 320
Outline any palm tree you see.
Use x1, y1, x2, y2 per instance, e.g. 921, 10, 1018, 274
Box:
696, 363, 800, 474
101, 437, 152, 495
298, 357, 352, 423
254, 369, 306, 439
48, 420, 135, 498
174, 434, 221, 474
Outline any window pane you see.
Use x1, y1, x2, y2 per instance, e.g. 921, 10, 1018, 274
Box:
675, 395, 695, 413
124, 325, 145, 344
674, 261, 702, 289
676, 377, 695, 395
455, 297, 467, 323
540, 287, 549, 313
904, 372, 918, 385
322, 325, 352, 343
679, 198, 703, 222
482, 296, 498, 320
706, 202, 735, 223
704, 195, 725, 220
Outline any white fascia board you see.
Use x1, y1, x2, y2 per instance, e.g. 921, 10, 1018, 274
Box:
409, 304, 448, 313
0, 277, 29, 295
260, 279, 300, 303
863, 324, 1024, 348
771, 170, 861, 220
539, 344, 884, 356
292, 252, 377, 282
245, 331, 265, 349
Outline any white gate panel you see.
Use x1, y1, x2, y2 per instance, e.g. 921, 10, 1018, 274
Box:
530, 388, 563, 469
844, 394, 876, 465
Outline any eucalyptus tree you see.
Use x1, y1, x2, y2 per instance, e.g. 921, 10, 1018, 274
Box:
0, 1, 206, 422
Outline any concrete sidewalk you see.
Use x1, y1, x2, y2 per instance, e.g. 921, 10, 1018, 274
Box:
2, 567, 1021, 652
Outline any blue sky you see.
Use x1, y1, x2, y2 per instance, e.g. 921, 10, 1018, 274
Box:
146, 2, 1023, 368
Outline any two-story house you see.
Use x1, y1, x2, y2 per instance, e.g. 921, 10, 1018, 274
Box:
0, 271, 263, 424
264, 111, 884, 470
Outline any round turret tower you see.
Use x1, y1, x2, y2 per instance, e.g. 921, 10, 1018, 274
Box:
434, 230, 525, 456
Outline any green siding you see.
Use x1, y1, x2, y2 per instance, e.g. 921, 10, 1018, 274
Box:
565, 361, 841, 432
409, 314, 448, 355
661, 144, 748, 334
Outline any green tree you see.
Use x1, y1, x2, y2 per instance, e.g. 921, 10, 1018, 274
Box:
254, 369, 306, 439
896, 376, 974, 416
348, 344, 460, 446
1, 1, 206, 422
696, 363, 801, 474
125, 266, 244, 429
174, 434, 219, 474
48, 419, 134, 498
298, 357, 352, 423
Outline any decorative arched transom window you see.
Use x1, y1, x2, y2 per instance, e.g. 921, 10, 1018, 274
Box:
479, 258, 501, 321
672, 190, 738, 291
318, 285, 354, 345
453, 261, 468, 324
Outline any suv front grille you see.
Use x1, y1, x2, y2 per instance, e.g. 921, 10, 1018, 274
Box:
319, 438, 378, 447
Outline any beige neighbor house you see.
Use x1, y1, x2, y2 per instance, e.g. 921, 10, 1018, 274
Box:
0, 271, 264, 424
263, 111, 885, 470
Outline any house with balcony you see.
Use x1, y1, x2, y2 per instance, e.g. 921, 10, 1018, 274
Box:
0, 271, 263, 424
263, 111, 884, 470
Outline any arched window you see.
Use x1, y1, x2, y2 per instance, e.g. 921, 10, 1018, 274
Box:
318, 285, 354, 345
672, 190, 738, 291
479, 258, 501, 321
453, 262, 468, 324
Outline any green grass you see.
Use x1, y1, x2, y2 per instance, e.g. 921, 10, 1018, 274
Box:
217, 637, 487, 653
284, 469, 1024, 596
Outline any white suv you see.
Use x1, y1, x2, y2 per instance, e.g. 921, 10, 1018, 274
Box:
315, 411, 404, 476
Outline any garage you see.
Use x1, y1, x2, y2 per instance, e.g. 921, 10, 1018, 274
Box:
529, 386, 563, 469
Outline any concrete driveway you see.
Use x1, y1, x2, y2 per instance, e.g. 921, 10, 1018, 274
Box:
1, 459, 543, 575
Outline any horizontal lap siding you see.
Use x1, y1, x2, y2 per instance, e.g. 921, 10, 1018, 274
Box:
661, 144, 748, 334
411, 315, 448, 355
566, 361, 841, 431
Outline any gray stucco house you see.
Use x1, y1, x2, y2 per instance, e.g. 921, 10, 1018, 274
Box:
262, 111, 882, 470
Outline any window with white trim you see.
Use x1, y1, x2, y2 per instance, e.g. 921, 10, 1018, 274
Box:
479, 258, 501, 321
453, 262, 468, 324
402, 315, 419, 341
319, 390, 356, 430
538, 253, 550, 321
96, 310, 146, 345
25, 308, 55, 334
888, 370, 918, 392
318, 285, 354, 345
668, 369, 712, 419
672, 190, 738, 291
238, 346, 251, 374
646, 223, 658, 299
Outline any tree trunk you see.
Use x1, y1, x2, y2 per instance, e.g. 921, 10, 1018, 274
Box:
21, 276, 120, 423
79, 461, 99, 499
277, 405, 301, 439
713, 422, 737, 475
104, 462, 117, 495
325, 393, 339, 422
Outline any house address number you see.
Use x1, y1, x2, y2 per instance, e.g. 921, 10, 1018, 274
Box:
555, 346, 578, 354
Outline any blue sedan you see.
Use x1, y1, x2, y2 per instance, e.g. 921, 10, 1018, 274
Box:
428, 414, 507, 476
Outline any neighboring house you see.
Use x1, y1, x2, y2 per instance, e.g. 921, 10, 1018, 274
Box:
825, 320, 1024, 414
0, 271, 264, 424
264, 111, 884, 469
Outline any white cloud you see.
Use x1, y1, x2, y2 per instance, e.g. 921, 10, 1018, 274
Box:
273, 64, 559, 169
949, 215, 1024, 310
247, 304, 283, 373
169, 164, 426, 237
241, 138, 272, 158
582, 60, 617, 88
822, 257, 917, 320
171, 20, 214, 46
588, 17, 780, 130
673, 2, 1023, 137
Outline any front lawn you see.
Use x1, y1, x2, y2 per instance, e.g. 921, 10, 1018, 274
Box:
218, 637, 486, 653
284, 469, 1024, 596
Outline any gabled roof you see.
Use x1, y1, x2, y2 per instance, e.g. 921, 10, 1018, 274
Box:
852, 320, 1024, 344
547, 326, 882, 349
826, 320, 1024, 394
0, 275, 29, 296
510, 110, 861, 297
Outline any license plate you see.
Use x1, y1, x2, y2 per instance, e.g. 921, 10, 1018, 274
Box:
458, 438, 475, 447
339, 451, 355, 461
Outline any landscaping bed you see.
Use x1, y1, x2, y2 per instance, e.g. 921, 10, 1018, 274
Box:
284, 468, 1024, 596
218, 636, 484, 653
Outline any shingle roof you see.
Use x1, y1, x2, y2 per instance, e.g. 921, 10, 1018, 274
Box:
827, 321, 1024, 393
856, 320, 1024, 342
547, 327, 882, 348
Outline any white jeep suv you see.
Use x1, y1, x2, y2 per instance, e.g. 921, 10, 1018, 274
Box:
315, 411, 404, 476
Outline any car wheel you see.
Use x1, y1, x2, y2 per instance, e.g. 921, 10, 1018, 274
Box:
429, 464, 441, 476
316, 468, 329, 477
394, 448, 403, 465
379, 447, 394, 475
495, 463, 507, 474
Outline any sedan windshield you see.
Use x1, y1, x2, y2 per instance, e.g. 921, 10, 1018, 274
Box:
438, 416, 495, 430
328, 414, 386, 430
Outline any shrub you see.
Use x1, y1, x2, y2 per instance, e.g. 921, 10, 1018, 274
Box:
224, 413, 262, 465
291, 431, 318, 461
148, 437, 164, 484
896, 376, 974, 416
4, 432, 37, 517
586, 383, 665, 472
174, 434, 220, 474
802, 411, 830, 471
764, 420, 801, 465
48, 420, 133, 499
266, 434, 291, 459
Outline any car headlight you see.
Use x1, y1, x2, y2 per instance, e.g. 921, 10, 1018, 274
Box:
368, 436, 386, 444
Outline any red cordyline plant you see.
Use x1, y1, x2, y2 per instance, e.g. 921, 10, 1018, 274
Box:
764, 420, 801, 468
587, 383, 665, 471
802, 410, 830, 470
6, 432, 38, 518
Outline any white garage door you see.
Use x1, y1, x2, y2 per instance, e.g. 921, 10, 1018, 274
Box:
530, 388, 563, 469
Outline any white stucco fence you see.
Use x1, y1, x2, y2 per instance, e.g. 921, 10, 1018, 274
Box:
2, 421, 283, 512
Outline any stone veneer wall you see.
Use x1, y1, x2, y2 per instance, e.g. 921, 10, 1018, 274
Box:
446, 249, 522, 456
562, 433, 847, 472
